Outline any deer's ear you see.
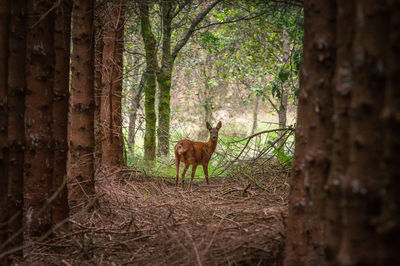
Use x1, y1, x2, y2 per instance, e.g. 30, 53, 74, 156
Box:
216, 121, 222, 130
206, 122, 212, 130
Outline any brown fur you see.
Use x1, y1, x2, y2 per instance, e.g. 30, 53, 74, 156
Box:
174, 121, 221, 190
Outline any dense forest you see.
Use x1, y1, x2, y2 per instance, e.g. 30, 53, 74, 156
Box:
0, 0, 399, 265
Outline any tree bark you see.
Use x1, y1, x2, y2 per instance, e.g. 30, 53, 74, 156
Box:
94, 0, 105, 171
251, 95, 260, 135
69, 0, 96, 201
138, 0, 157, 163
100, 0, 125, 167
157, 0, 174, 157
0, 0, 9, 252
324, 0, 354, 263
24, 0, 55, 237
51, 0, 72, 226
336, 1, 390, 264
284, 0, 336, 265
380, 1, 400, 263
6, 0, 26, 254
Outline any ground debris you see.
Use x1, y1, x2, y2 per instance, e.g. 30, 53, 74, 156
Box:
22, 166, 289, 265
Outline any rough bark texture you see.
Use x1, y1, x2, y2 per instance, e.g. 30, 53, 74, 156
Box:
100, 0, 125, 167
69, 0, 96, 201
337, 1, 389, 264
284, 0, 336, 265
0, 0, 9, 252
94, 0, 105, 171
24, 0, 55, 237
138, 0, 157, 162
380, 1, 400, 263
51, 0, 72, 226
324, 0, 354, 263
6, 0, 25, 253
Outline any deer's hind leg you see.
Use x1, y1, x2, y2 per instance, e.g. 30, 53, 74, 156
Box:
175, 158, 180, 186
189, 165, 197, 191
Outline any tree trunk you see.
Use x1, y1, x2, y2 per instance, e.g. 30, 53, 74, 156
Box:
69, 0, 96, 201
6, 0, 26, 254
94, 0, 105, 171
324, 0, 354, 263
251, 95, 260, 135
157, 1, 174, 157
128, 73, 145, 157
336, 1, 390, 264
0, 0, 9, 252
138, 0, 157, 163
278, 89, 288, 130
380, 1, 400, 263
51, 0, 72, 226
100, 0, 125, 167
24, 0, 55, 237
284, 0, 336, 265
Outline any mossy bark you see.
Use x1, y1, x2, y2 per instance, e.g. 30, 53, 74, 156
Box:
138, 0, 157, 162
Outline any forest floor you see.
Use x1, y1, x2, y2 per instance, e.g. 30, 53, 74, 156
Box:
22, 164, 290, 265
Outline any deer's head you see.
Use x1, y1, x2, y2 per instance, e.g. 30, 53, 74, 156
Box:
206, 121, 222, 141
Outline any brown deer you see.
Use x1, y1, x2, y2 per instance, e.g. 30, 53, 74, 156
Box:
174, 121, 222, 190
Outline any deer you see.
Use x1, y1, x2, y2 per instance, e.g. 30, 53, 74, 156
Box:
174, 121, 222, 190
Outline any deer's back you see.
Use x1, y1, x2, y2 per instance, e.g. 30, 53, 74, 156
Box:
174, 139, 212, 165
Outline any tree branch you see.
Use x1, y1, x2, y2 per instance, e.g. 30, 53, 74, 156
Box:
171, 0, 223, 60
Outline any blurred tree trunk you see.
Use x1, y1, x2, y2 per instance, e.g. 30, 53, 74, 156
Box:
336, 1, 390, 264
198, 53, 214, 140
100, 0, 125, 167
24, 0, 55, 236
0, 0, 9, 252
128, 73, 145, 157
51, 0, 72, 226
6, 0, 26, 255
380, 1, 400, 262
324, 0, 354, 262
138, 0, 157, 163
284, 0, 336, 264
251, 95, 260, 135
69, 0, 96, 201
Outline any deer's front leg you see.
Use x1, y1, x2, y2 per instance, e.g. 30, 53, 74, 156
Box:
202, 164, 209, 185
181, 164, 189, 188
175, 159, 180, 186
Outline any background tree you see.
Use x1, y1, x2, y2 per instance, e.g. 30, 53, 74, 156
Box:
137, 0, 157, 162
100, 0, 126, 168
69, 0, 96, 201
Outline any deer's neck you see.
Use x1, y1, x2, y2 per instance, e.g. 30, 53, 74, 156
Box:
207, 137, 218, 153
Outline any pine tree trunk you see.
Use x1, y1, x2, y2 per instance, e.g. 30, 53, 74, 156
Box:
69, 0, 96, 201
24, 0, 55, 237
0, 0, 9, 251
51, 0, 71, 226
6, 0, 25, 253
94, 1, 105, 171
324, 0, 354, 263
138, 0, 157, 162
100, 0, 125, 167
337, 1, 390, 264
284, 0, 336, 265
